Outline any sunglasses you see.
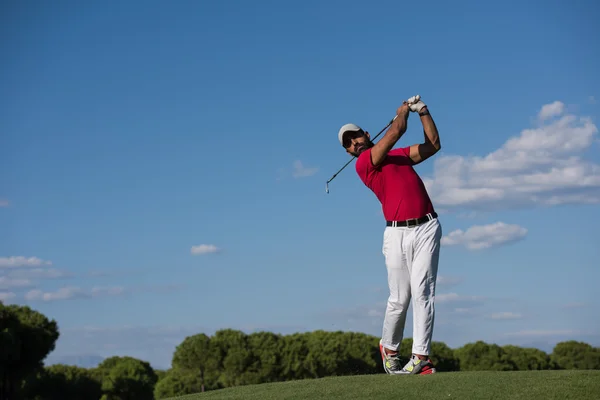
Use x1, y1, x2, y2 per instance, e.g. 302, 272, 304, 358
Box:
342, 130, 366, 148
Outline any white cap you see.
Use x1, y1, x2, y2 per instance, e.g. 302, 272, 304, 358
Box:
338, 123, 363, 146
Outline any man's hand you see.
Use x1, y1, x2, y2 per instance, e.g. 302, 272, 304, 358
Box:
396, 102, 410, 117
406, 94, 427, 113
394, 102, 410, 127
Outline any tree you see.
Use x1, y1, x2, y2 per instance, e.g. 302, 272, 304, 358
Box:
303, 331, 380, 378
454, 341, 517, 371
154, 369, 167, 382
23, 364, 102, 400
240, 331, 285, 384
0, 303, 21, 399
171, 333, 219, 392
551, 341, 600, 370
209, 329, 253, 388
304, 330, 345, 378
280, 332, 312, 381
153, 370, 204, 399
0, 303, 59, 400
337, 331, 381, 375
430, 341, 460, 371
96, 356, 158, 400
502, 345, 552, 370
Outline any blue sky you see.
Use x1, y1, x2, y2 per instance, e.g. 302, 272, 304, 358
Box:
1, 0, 599, 369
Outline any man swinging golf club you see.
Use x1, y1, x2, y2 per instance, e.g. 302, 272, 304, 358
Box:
338, 95, 442, 375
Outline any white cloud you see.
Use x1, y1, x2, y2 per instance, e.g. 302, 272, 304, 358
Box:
91, 287, 126, 297
436, 292, 486, 304
22, 284, 182, 303
538, 101, 565, 121
323, 301, 387, 324
6, 268, 69, 279
0, 199, 9, 207
25, 286, 126, 302
366, 308, 384, 318
25, 287, 83, 301
0, 256, 52, 268
0, 276, 33, 289
292, 160, 318, 178
422, 101, 600, 211
490, 312, 523, 320
190, 244, 220, 255
441, 222, 527, 250
437, 275, 463, 287
0, 292, 16, 302
453, 307, 478, 315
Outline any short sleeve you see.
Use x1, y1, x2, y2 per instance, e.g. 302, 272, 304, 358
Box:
390, 146, 411, 158
355, 149, 381, 188
355, 149, 374, 177
388, 146, 414, 165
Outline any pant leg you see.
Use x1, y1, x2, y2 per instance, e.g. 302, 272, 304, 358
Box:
408, 218, 442, 356
380, 226, 412, 351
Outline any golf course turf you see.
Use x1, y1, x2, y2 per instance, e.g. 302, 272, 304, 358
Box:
163, 370, 600, 399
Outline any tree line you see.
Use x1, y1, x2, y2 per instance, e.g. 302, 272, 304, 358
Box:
1, 302, 599, 399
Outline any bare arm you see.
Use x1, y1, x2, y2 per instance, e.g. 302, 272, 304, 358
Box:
370, 103, 411, 167
409, 107, 441, 164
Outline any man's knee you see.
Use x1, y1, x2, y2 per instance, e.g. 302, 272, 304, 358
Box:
412, 284, 435, 304
413, 295, 434, 306
387, 298, 410, 312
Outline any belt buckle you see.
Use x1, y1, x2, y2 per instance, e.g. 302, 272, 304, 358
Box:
406, 218, 418, 227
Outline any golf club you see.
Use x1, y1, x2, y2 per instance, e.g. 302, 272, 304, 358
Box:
325, 114, 398, 194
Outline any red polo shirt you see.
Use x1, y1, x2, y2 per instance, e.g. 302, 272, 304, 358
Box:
355, 147, 435, 221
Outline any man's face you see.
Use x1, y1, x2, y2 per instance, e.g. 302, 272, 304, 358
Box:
342, 130, 373, 157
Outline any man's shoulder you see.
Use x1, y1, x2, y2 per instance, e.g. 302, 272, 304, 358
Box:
357, 147, 410, 166
355, 149, 374, 174
356, 146, 412, 175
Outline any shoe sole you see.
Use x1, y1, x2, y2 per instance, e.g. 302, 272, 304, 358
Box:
417, 366, 436, 375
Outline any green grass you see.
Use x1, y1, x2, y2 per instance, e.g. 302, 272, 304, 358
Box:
164, 370, 600, 400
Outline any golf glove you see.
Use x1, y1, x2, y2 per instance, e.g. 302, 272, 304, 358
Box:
406, 95, 426, 113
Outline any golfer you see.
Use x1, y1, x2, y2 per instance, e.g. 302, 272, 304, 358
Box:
338, 95, 442, 375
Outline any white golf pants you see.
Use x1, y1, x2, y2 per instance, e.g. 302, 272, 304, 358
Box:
380, 217, 442, 356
